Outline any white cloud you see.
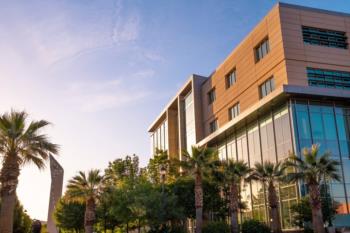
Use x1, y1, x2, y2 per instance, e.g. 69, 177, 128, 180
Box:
111, 0, 140, 44
143, 51, 165, 62
0, 0, 143, 68
67, 72, 153, 113
81, 91, 149, 112
112, 14, 140, 43
134, 69, 156, 79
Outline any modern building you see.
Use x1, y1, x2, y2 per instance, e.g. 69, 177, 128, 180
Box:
148, 2, 350, 230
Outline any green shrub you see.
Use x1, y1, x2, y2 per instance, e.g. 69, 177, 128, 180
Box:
147, 225, 186, 233
169, 226, 187, 233
241, 219, 270, 233
202, 221, 230, 233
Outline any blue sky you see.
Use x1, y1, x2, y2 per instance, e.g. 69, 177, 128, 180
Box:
1, 0, 349, 220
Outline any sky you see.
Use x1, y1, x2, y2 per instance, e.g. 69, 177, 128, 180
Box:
1, 0, 349, 220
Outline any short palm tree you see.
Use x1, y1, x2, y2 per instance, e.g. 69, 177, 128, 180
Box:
219, 160, 251, 233
179, 146, 219, 233
284, 144, 341, 233
0, 110, 59, 233
66, 169, 105, 233
247, 161, 285, 233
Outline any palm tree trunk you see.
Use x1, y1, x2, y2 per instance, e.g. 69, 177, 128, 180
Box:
229, 183, 239, 233
138, 219, 141, 233
309, 184, 325, 233
194, 172, 203, 233
84, 197, 96, 233
267, 182, 282, 233
0, 155, 20, 233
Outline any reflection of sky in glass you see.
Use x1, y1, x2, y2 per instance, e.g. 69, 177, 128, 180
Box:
185, 91, 196, 153
294, 101, 350, 214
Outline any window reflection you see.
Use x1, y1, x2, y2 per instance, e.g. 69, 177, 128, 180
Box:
227, 135, 237, 160
343, 159, 350, 184
218, 143, 226, 161
150, 119, 168, 155
274, 106, 293, 160
251, 182, 267, 222
260, 116, 276, 162
237, 130, 248, 162
248, 123, 261, 166
334, 197, 348, 214
293, 100, 350, 214
184, 91, 196, 152
212, 104, 297, 227
336, 109, 350, 159
240, 182, 252, 220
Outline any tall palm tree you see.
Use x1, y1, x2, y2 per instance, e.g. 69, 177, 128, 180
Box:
179, 146, 219, 233
284, 144, 341, 233
218, 160, 251, 233
0, 110, 59, 233
66, 170, 105, 233
247, 161, 285, 233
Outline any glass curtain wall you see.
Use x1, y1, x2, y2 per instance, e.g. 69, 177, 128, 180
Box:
273, 107, 297, 228
292, 99, 350, 214
216, 104, 297, 229
184, 91, 196, 153
150, 120, 168, 155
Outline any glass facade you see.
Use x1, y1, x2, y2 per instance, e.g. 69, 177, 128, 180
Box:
150, 119, 168, 155
208, 88, 216, 104
229, 102, 240, 120
215, 104, 297, 229
255, 38, 270, 62
151, 97, 350, 228
184, 91, 196, 153
292, 99, 350, 214
260, 77, 275, 99
209, 119, 218, 133
302, 26, 348, 49
226, 69, 237, 89
307, 67, 350, 90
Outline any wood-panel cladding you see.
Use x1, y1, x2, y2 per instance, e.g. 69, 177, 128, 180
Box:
201, 4, 287, 136
200, 4, 350, 138
150, 3, 350, 148
280, 6, 350, 86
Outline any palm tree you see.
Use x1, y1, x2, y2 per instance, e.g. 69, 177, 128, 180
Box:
284, 144, 341, 233
219, 160, 251, 233
247, 161, 285, 233
179, 146, 219, 233
66, 169, 105, 233
0, 110, 59, 233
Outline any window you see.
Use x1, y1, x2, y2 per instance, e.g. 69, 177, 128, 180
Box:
208, 88, 216, 104
226, 69, 236, 88
229, 102, 240, 120
255, 38, 270, 62
151, 120, 168, 155
307, 67, 350, 90
209, 119, 218, 133
184, 91, 195, 153
259, 77, 275, 98
302, 26, 348, 49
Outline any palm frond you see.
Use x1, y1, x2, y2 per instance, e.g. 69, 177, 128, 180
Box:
66, 169, 105, 203
0, 110, 59, 171
283, 144, 341, 186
